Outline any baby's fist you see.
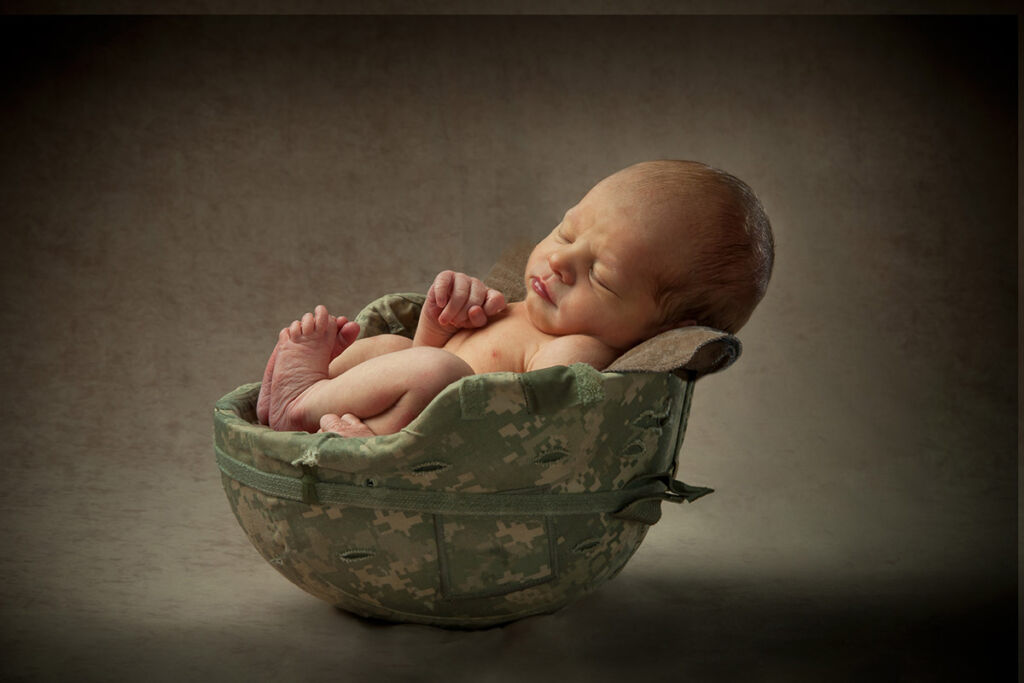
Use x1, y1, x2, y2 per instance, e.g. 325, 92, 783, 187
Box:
428, 270, 506, 329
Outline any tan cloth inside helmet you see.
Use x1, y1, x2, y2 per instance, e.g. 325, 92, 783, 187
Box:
484, 243, 741, 378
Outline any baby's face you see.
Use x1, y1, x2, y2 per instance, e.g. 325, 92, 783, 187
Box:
524, 170, 691, 351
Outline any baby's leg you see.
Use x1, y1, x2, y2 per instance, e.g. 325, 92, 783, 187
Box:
257, 313, 358, 425
328, 334, 413, 377
282, 346, 474, 434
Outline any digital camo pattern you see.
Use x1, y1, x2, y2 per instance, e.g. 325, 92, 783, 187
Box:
214, 293, 696, 628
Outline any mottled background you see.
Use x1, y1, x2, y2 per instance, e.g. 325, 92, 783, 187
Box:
0, 9, 1017, 682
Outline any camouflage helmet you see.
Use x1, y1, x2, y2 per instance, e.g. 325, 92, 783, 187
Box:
214, 293, 738, 628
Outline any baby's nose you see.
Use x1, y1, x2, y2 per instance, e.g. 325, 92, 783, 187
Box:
548, 250, 575, 284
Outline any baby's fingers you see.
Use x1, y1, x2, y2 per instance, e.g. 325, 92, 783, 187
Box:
467, 305, 487, 328
431, 270, 455, 308
467, 277, 488, 307
457, 278, 489, 327
482, 289, 506, 316
440, 273, 471, 325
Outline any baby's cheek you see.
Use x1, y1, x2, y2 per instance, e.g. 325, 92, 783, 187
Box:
524, 299, 552, 333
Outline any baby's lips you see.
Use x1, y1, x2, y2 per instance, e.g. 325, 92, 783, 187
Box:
531, 276, 554, 304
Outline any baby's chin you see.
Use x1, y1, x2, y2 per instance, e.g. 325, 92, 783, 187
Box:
523, 295, 560, 334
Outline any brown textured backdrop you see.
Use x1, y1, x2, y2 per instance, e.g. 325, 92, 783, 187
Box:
0, 14, 1016, 682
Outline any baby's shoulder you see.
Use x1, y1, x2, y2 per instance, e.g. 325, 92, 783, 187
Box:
526, 334, 618, 372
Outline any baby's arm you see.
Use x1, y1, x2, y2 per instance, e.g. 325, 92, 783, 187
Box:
526, 335, 619, 372
414, 270, 506, 348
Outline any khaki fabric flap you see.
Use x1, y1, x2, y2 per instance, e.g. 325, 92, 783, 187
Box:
606, 326, 741, 377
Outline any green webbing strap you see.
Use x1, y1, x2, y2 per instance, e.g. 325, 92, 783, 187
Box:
215, 446, 708, 517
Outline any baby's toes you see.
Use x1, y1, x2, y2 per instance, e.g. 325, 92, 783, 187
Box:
339, 320, 360, 346
313, 305, 331, 333
299, 311, 316, 336
330, 320, 361, 359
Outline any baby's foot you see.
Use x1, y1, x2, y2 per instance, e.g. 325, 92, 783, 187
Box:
256, 327, 287, 425
257, 314, 360, 426
268, 305, 338, 431
318, 413, 376, 438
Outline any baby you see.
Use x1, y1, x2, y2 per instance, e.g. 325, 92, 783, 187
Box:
257, 160, 774, 437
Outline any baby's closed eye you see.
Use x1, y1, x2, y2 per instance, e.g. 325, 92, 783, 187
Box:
589, 267, 616, 295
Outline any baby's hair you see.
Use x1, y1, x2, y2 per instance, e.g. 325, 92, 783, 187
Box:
635, 160, 775, 333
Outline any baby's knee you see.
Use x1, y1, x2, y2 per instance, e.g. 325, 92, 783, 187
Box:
353, 334, 413, 356
330, 334, 413, 376
361, 348, 472, 434
406, 347, 474, 391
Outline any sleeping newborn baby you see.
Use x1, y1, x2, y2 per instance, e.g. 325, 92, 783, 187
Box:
257, 160, 774, 437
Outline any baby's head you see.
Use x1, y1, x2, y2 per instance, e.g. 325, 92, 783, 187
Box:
524, 160, 773, 350
624, 160, 775, 334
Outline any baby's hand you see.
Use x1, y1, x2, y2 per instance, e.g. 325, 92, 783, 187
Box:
425, 270, 506, 330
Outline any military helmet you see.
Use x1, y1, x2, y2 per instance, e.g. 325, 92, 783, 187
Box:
214, 292, 738, 627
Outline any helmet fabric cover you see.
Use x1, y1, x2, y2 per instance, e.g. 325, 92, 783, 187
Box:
214, 293, 714, 628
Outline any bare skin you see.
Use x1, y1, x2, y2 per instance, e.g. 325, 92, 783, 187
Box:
256, 314, 359, 425
265, 306, 341, 432
263, 304, 479, 434
318, 412, 375, 437
260, 161, 722, 437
